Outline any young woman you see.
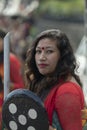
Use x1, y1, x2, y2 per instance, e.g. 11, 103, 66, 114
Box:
25, 29, 85, 130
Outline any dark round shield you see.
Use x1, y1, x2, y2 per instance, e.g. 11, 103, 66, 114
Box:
2, 89, 49, 130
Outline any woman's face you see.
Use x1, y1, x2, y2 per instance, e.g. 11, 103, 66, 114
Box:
35, 38, 60, 76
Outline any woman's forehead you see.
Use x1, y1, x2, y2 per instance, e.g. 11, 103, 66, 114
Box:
36, 38, 57, 48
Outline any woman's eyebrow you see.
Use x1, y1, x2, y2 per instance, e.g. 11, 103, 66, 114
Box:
36, 46, 55, 49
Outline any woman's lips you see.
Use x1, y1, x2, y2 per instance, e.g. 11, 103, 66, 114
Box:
38, 64, 48, 68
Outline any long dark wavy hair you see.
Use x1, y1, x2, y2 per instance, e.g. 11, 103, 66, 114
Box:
25, 29, 82, 95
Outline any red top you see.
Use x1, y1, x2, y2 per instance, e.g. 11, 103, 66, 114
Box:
10, 53, 24, 89
44, 81, 84, 130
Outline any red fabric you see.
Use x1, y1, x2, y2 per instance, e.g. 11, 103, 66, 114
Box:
10, 53, 24, 89
44, 81, 84, 130
0, 92, 3, 130
0, 53, 24, 130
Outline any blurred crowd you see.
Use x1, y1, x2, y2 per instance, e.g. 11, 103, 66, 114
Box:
0, 15, 35, 82
0, 0, 39, 80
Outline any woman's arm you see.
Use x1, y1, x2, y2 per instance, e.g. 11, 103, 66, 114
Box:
55, 93, 83, 130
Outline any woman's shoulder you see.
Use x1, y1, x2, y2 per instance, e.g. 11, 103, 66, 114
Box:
57, 81, 83, 96
55, 81, 85, 108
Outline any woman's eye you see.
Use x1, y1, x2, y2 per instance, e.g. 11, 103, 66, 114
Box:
46, 50, 53, 54
36, 50, 41, 54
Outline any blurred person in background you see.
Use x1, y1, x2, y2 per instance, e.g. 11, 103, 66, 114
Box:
10, 16, 35, 80
0, 28, 24, 130
10, 16, 35, 62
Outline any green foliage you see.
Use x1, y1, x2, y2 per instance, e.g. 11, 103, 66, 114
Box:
38, 0, 84, 16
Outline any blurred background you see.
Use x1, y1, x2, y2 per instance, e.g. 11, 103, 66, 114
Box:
0, 0, 84, 53
1, 0, 87, 103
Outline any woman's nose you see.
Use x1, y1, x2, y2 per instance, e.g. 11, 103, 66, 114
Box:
39, 52, 46, 60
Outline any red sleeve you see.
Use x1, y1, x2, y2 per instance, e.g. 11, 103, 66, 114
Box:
55, 83, 84, 130
10, 53, 24, 89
